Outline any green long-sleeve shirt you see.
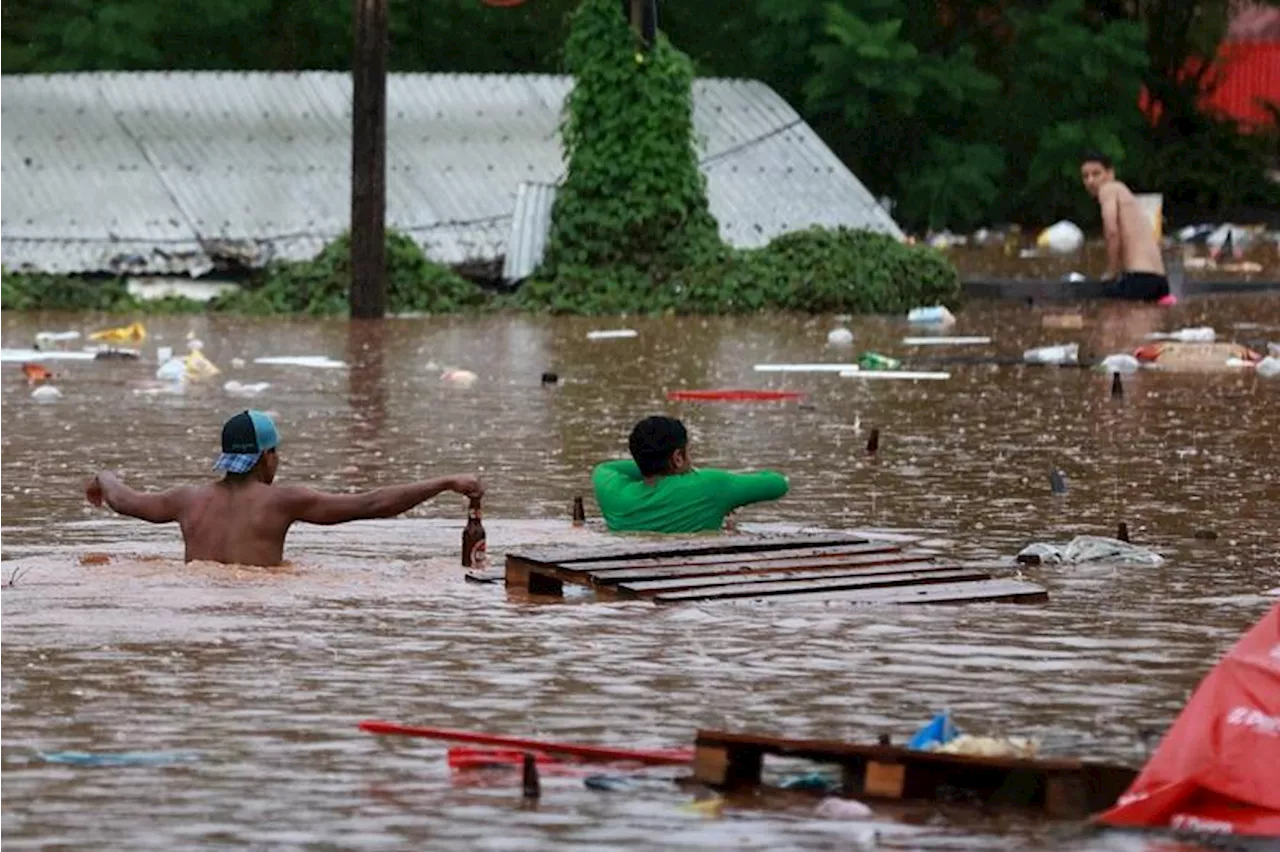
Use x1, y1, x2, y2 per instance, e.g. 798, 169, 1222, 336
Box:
591, 459, 789, 533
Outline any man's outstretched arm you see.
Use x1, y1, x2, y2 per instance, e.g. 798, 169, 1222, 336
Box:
86, 472, 190, 523
279, 475, 484, 526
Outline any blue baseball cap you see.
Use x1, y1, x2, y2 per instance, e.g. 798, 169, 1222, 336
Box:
213, 410, 279, 474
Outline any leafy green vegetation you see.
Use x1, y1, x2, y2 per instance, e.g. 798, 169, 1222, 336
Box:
520, 228, 959, 315
1, 271, 206, 313
519, 0, 958, 315
4, 0, 1276, 230
212, 232, 490, 315
3, 232, 492, 316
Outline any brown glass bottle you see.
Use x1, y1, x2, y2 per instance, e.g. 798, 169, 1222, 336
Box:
462, 497, 487, 568
572, 496, 586, 526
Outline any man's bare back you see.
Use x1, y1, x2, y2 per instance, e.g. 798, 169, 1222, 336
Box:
1096, 179, 1165, 278
1080, 154, 1169, 303
85, 409, 483, 567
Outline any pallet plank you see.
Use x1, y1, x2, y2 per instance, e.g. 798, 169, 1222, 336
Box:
615, 560, 963, 595
650, 568, 992, 603
692, 729, 1134, 818
588, 550, 934, 585
561, 542, 902, 573
509, 533, 866, 566
704, 579, 1049, 606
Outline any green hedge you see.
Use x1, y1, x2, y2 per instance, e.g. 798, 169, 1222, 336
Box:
4, 227, 956, 317
212, 231, 490, 315
518, 227, 959, 315
2, 231, 492, 315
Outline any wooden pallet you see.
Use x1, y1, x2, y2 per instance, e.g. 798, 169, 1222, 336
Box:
504, 533, 1047, 605
692, 730, 1136, 819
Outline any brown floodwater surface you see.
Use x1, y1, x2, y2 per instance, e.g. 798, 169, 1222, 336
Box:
3, 300, 1278, 850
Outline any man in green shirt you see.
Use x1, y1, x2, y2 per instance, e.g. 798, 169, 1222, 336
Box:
592, 416, 789, 533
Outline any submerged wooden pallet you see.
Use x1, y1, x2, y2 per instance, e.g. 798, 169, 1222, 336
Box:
504, 533, 1047, 605
692, 729, 1137, 819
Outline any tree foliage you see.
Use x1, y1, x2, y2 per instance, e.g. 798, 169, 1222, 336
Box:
3, 0, 1277, 231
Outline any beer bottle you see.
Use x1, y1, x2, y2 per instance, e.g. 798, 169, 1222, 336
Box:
572, 495, 586, 527
462, 497, 487, 569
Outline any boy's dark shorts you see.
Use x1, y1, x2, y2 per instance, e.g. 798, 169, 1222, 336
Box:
1102, 272, 1170, 302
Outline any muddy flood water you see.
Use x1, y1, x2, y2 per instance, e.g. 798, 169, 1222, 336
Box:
3, 298, 1278, 851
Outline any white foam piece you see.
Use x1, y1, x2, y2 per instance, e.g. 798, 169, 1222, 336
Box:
253, 356, 346, 369
901, 336, 992, 346
1, 348, 98, 362
840, 370, 951, 381
754, 364, 860, 373
586, 329, 638, 340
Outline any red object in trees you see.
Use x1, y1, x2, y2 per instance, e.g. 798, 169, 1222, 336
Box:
1097, 604, 1280, 838
1139, 44, 1280, 128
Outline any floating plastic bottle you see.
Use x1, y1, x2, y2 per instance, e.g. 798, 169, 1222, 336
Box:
858, 351, 902, 371
1145, 326, 1216, 343
1257, 356, 1280, 378
1036, 220, 1085, 254
1099, 353, 1140, 374
1023, 343, 1079, 365
31, 385, 62, 402
826, 327, 854, 346
906, 305, 956, 326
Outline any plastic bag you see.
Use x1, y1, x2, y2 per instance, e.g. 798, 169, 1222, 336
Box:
1017, 535, 1164, 566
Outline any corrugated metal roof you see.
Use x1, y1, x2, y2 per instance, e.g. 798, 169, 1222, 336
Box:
502, 182, 558, 283
1, 71, 901, 277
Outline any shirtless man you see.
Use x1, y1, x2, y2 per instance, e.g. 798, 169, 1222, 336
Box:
1080, 153, 1170, 302
85, 409, 484, 567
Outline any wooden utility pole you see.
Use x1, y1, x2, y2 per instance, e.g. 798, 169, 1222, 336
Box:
350, 0, 388, 319
624, 0, 657, 47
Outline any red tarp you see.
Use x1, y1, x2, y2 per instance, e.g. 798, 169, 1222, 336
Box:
1098, 603, 1280, 838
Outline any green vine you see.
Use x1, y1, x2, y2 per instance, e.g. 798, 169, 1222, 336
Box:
538, 0, 723, 288
520, 0, 960, 315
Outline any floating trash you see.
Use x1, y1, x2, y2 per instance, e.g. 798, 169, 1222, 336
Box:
223, 380, 271, 397
155, 358, 187, 382
826, 328, 854, 346
253, 356, 346, 369
441, 369, 478, 388
34, 330, 81, 348
1036, 220, 1084, 254
1099, 354, 1141, 374
586, 329, 638, 341
901, 336, 991, 346
780, 771, 839, 793
908, 710, 959, 751
1023, 343, 1079, 365
1, 349, 96, 363
36, 750, 201, 767
839, 370, 950, 381
906, 305, 956, 326
1145, 327, 1216, 343
754, 363, 859, 373
21, 363, 54, 384
31, 385, 63, 403
88, 321, 146, 346
814, 797, 874, 820
1017, 535, 1164, 566
935, 735, 1038, 759
857, 352, 902, 371
1256, 356, 1280, 378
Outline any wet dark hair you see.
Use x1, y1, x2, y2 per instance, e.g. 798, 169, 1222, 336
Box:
629, 416, 688, 477
1081, 152, 1113, 170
